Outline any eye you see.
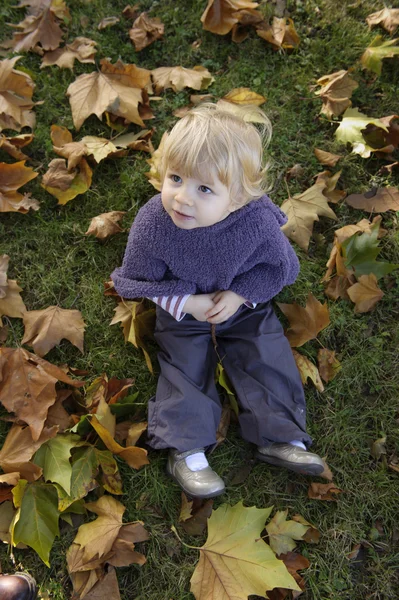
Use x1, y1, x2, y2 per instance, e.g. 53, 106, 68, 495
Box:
170, 174, 182, 183
199, 185, 212, 194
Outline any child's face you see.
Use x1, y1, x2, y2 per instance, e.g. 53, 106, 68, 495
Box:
161, 167, 235, 229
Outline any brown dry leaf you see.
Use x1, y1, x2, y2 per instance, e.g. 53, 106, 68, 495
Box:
231, 8, 264, 43
347, 274, 384, 313
256, 17, 300, 50
145, 131, 168, 190
291, 514, 321, 544
126, 422, 147, 447
41, 37, 97, 70
107, 538, 146, 567
277, 293, 330, 348
286, 164, 304, 180
42, 158, 92, 205
111, 129, 153, 153
123, 4, 140, 20
44, 392, 73, 432
98, 16, 120, 30
0, 160, 38, 212
318, 459, 334, 482
346, 187, 399, 212
215, 401, 231, 447
67, 58, 153, 131
21, 306, 86, 357
90, 415, 149, 469
0, 57, 37, 132
69, 567, 101, 600
82, 567, 121, 600
269, 551, 310, 599
86, 211, 126, 240
0, 133, 34, 160
151, 65, 214, 94
280, 181, 337, 252
292, 350, 324, 392
201, 0, 260, 35
314, 70, 359, 119
0, 255, 8, 298
317, 348, 341, 383
0, 279, 27, 319
314, 148, 342, 167
129, 12, 164, 51
315, 170, 346, 203
308, 482, 342, 501
0, 346, 83, 441
0, 423, 57, 480
179, 493, 214, 536
222, 87, 266, 106
366, 8, 399, 35
79, 136, 117, 163
3, 0, 69, 54
110, 300, 155, 373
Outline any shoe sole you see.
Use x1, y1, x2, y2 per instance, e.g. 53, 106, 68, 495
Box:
255, 452, 325, 476
166, 466, 225, 499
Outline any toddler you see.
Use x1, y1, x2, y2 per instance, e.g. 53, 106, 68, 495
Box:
111, 103, 324, 498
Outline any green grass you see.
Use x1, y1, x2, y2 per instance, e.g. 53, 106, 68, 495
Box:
1, 0, 399, 598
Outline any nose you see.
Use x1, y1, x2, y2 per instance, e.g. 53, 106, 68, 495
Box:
175, 187, 193, 206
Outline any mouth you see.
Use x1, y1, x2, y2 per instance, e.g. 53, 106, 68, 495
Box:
173, 209, 194, 220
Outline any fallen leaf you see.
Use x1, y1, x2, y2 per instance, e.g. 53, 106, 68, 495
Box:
201, 0, 260, 35
347, 274, 384, 313
256, 17, 300, 50
151, 65, 214, 94
222, 87, 266, 106
215, 401, 231, 446
0, 133, 34, 160
98, 16, 120, 29
41, 37, 97, 70
367, 8, 399, 34
0, 501, 17, 544
123, 5, 140, 20
44, 392, 73, 432
110, 301, 155, 373
126, 421, 147, 446
280, 182, 337, 251
33, 433, 81, 494
292, 350, 324, 392
0, 279, 27, 318
314, 70, 358, 118
129, 12, 164, 51
317, 349, 341, 383
292, 514, 321, 543
361, 35, 399, 76
0, 57, 37, 131
0, 160, 38, 212
57, 446, 99, 511
314, 170, 346, 203
145, 131, 168, 190
90, 415, 149, 469
67, 58, 153, 130
266, 510, 309, 555
86, 212, 126, 240
277, 293, 330, 347
308, 482, 342, 501
42, 158, 92, 204
79, 136, 117, 162
190, 501, 300, 598
314, 148, 342, 167
231, 8, 264, 43
346, 187, 399, 212
370, 436, 386, 461
335, 107, 389, 157
179, 493, 213, 536
21, 306, 86, 357
107, 537, 146, 567
0, 346, 83, 441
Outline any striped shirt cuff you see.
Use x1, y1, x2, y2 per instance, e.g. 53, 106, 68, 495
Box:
150, 294, 191, 321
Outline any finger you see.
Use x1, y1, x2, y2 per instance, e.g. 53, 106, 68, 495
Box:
205, 302, 225, 318
207, 308, 228, 324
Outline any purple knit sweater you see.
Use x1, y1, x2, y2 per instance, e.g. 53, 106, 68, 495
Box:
111, 193, 299, 303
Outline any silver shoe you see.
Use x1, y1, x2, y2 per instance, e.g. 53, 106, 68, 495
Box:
256, 443, 325, 476
167, 448, 225, 498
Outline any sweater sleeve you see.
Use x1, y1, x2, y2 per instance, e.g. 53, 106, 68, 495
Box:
110, 200, 197, 299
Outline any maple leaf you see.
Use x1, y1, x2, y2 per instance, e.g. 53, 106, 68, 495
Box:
266, 510, 309, 555
366, 8, 399, 35
231, 8, 264, 43
0, 423, 57, 480
129, 12, 164, 51
90, 415, 149, 469
0, 56, 37, 132
41, 37, 97, 70
222, 87, 266, 106
21, 306, 86, 357
314, 170, 346, 204
361, 114, 399, 155
190, 501, 300, 599
361, 36, 399, 76
0, 279, 27, 319
347, 274, 384, 314
42, 157, 93, 204
308, 482, 342, 501
317, 349, 341, 383
292, 350, 324, 392
268, 551, 310, 599
201, 0, 260, 35
346, 187, 399, 213
335, 107, 389, 157
256, 17, 300, 50
0, 346, 84, 441
314, 70, 358, 119
85, 211, 126, 240
314, 148, 342, 167
180, 492, 214, 536
110, 300, 155, 373
280, 181, 337, 252
151, 65, 215, 94
67, 58, 153, 131
33, 433, 81, 494
0, 160, 38, 213
0, 254, 8, 298
277, 293, 330, 348
0, 133, 34, 160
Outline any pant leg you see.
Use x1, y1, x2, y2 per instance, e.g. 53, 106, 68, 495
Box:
216, 302, 312, 448
147, 305, 221, 452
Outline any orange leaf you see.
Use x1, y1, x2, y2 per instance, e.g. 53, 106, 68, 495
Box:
90, 415, 149, 469
21, 306, 86, 357
347, 273, 384, 313
308, 482, 342, 501
277, 293, 330, 347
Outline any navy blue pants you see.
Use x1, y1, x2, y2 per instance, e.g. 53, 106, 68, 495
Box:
147, 302, 312, 452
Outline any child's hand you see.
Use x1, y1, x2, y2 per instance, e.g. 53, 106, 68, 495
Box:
205, 290, 246, 324
183, 293, 218, 322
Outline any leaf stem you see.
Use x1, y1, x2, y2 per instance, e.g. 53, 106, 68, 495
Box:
171, 525, 200, 550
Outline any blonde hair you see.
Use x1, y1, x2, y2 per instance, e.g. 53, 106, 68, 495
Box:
159, 102, 272, 207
